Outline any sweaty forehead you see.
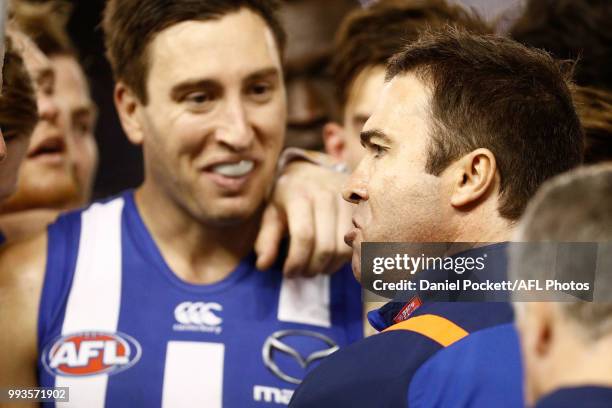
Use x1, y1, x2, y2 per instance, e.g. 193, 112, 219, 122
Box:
146, 9, 281, 86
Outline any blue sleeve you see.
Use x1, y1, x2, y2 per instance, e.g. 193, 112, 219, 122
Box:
407, 323, 524, 408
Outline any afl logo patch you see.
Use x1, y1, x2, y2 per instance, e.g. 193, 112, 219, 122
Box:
42, 331, 142, 377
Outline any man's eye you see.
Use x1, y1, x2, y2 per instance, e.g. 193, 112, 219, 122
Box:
247, 82, 273, 102
74, 122, 91, 135
372, 144, 386, 158
185, 92, 212, 104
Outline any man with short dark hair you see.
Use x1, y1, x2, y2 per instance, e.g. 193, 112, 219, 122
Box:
510, 165, 612, 408
290, 27, 583, 407
0, 1, 362, 406
324, 0, 490, 170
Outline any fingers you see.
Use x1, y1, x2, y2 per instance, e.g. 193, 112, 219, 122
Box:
255, 204, 285, 271
304, 192, 338, 277
283, 196, 315, 277
326, 196, 353, 274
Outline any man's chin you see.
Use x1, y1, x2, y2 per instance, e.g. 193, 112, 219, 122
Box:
0, 177, 80, 213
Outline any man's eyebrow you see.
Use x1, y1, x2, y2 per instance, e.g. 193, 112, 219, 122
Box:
360, 129, 390, 147
244, 67, 281, 82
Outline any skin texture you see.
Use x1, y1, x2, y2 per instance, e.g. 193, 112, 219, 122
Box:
342, 72, 513, 280
52, 55, 98, 205
516, 302, 612, 406
0, 30, 78, 213
279, 0, 354, 150
324, 64, 386, 170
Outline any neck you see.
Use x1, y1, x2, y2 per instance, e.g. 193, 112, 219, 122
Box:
135, 183, 260, 285
0, 208, 61, 242
451, 207, 516, 244
540, 334, 612, 400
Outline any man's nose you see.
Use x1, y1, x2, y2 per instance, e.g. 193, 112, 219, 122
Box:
38, 93, 60, 124
342, 164, 369, 204
214, 99, 254, 151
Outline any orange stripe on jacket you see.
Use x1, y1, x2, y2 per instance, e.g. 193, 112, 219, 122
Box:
383, 314, 469, 347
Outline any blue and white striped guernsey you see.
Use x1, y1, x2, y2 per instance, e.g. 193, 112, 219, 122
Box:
37, 191, 363, 407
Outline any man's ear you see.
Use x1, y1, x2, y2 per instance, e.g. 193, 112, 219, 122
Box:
323, 122, 346, 162
531, 302, 556, 357
114, 82, 145, 145
449, 148, 497, 209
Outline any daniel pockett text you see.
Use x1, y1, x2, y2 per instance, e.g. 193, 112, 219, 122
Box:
360, 242, 605, 302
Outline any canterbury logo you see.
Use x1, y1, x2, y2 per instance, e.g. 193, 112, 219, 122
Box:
174, 302, 223, 326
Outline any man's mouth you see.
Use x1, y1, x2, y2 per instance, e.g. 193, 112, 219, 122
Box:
210, 160, 254, 178
201, 158, 258, 191
28, 136, 66, 162
344, 218, 362, 248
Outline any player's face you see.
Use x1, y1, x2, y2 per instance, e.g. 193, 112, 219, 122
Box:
0, 31, 78, 212
137, 9, 286, 226
341, 65, 386, 170
343, 73, 450, 279
52, 55, 98, 204
280, 0, 354, 149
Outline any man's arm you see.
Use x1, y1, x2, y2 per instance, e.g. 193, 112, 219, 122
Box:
0, 233, 46, 407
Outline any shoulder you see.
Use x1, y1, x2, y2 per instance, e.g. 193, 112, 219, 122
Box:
0, 232, 47, 382
408, 322, 523, 407
291, 327, 443, 407
0, 231, 47, 295
291, 302, 516, 408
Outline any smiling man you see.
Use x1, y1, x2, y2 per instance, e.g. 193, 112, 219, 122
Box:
0, 1, 361, 407
290, 28, 584, 407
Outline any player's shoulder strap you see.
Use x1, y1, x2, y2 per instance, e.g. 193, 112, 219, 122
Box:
39, 196, 126, 345
383, 314, 469, 347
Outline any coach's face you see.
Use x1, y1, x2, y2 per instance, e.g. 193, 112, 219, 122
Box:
120, 9, 286, 226
343, 73, 450, 279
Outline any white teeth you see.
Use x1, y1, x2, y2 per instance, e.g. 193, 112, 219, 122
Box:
211, 160, 254, 177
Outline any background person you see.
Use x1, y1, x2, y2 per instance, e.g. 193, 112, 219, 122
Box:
510, 165, 612, 408
0, 33, 37, 204
0, 0, 98, 243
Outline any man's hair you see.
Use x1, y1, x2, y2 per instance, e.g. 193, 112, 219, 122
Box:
572, 86, 612, 164
0, 35, 38, 140
9, 0, 74, 56
103, 0, 286, 104
332, 0, 490, 108
510, 0, 612, 90
386, 28, 584, 220
511, 166, 612, 339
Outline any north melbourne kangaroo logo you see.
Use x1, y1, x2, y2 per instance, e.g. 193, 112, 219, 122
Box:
173, 301, 223, 334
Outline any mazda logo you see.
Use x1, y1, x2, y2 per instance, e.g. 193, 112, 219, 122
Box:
262, 330, 339, 385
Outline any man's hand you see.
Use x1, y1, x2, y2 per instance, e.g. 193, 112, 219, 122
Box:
255, 161, 352, 277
